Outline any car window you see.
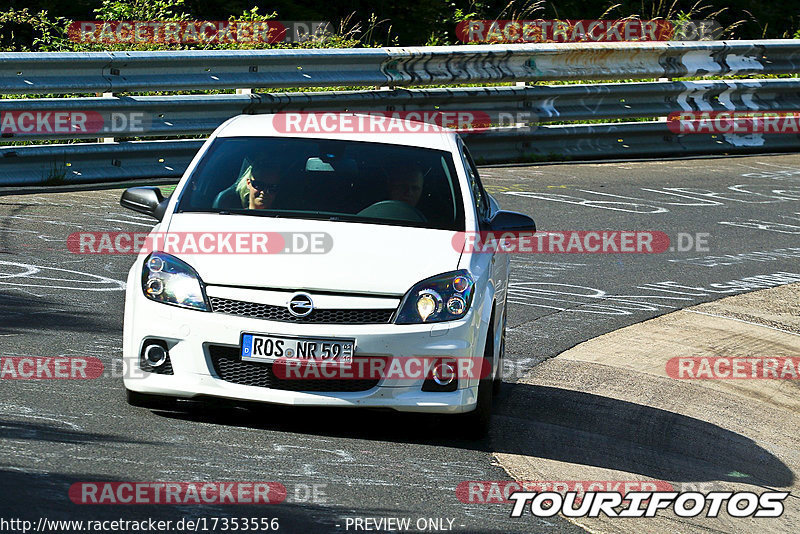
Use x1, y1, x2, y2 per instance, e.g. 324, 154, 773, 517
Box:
176, 137, 465, 231
461, 146, 489, 220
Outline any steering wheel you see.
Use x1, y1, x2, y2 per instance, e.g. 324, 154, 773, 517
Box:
356, 200, 427, 223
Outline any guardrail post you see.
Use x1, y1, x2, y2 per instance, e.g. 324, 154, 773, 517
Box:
98, 92, 115, 143
513, 82, 527, 128
658, 78, 669, 121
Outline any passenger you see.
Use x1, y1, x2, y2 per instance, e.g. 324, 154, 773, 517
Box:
236, 164, 281, 210
386, 164, 425, 207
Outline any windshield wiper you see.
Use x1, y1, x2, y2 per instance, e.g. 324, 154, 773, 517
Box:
324, 214, 381, 223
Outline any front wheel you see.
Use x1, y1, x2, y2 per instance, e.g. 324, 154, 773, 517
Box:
458, 326, 494, 439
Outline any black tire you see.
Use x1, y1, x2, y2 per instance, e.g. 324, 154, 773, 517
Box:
459, 325, 494, 439
125, 388, 177, 410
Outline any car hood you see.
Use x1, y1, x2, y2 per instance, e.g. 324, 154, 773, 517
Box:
163, 213, 463, 295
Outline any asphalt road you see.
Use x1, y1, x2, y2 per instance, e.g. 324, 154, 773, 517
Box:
1, 153, 799, 533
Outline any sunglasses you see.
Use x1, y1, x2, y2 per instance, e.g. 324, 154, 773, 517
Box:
249, 179, 279, 194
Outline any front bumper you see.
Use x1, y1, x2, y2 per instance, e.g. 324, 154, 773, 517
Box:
123, 279, 483, 414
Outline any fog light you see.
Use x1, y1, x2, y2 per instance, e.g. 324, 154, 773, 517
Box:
432, 362, 455, 386
144, 344, 168, 367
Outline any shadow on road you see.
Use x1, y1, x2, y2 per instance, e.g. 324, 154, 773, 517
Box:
0, 468, 400, 531
492, 384, 795, 487
151, 382, 794, 489
0, 291, 118, 336
0, 419, 157, 446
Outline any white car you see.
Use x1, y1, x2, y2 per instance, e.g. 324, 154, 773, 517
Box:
120, 114, 535, 436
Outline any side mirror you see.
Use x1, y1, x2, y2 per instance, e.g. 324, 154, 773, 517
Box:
120, 187, 169, 221
485, 210, 536, 233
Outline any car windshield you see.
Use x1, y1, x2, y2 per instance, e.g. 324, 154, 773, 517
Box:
176, 137, 465, 231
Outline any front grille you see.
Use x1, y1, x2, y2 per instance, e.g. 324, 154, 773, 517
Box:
208, 345, 381, 392
208, 296, 395, 324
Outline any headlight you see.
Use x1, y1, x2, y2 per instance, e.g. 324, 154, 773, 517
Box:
395, 270, 475, 324
141, 252, 208, 311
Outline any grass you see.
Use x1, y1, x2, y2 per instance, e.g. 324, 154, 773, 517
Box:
42, 158, 68, 185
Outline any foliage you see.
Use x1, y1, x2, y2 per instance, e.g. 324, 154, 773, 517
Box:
0, 0, 387, 52
0, 0, 797, 50
426, 0, 547, 45
93, 0, 191, 21
0, 8, 71, 51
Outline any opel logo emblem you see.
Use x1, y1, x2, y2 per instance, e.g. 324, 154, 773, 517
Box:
288, 293, 314, 317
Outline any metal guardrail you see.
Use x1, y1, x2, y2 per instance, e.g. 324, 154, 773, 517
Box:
463, 122, 800, 163
0, 140, 200, 186
3, 40, 800, 93
2, 78, 800, 141
0, 41, 799, 186
3, 119, 798, 185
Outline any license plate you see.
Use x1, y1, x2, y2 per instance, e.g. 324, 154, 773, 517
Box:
240, 333, 354, 363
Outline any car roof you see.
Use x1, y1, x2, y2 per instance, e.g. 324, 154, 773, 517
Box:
216, 113, 458, 151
